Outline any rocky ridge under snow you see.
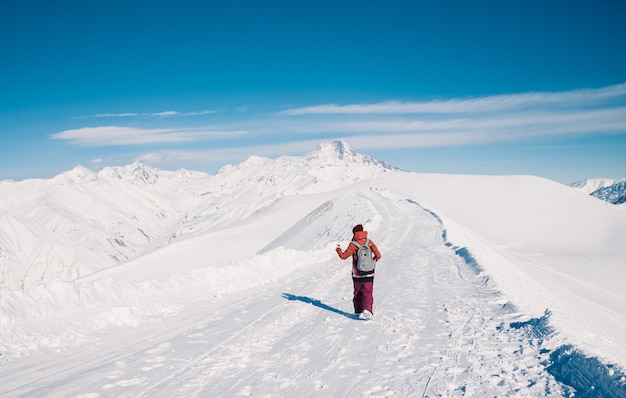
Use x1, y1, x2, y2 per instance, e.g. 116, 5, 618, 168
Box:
568, 178, 617, 194
569, 178, 626, 205
590, 180, 626, 204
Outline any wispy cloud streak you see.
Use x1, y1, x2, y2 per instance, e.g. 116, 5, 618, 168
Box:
50, 126, 247, 146
76, 110, 216, 119
281, 83, 626, 115
54, 84, 626, 160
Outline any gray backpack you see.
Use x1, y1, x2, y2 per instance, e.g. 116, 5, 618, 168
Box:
352, 238, 376, 273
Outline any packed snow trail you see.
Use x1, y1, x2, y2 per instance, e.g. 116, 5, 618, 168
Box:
0, 190, 564, 397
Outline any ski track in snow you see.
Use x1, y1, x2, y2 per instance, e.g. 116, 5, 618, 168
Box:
1, 190, 566, 397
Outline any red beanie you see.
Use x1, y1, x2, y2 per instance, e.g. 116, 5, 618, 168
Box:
352, 224, 364, 234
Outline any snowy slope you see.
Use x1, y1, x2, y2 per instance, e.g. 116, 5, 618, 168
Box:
0, 187, 570, 397
376, 174, 626, 366
0, 164, 213, 290
1, 141, 625, 397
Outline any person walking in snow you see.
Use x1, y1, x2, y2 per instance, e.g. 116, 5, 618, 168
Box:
335, 224, 382, 320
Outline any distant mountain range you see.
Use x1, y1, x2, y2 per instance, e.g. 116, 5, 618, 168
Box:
0, 140, 397, 291
2, 139, 622, 292
569, 178, 626, 205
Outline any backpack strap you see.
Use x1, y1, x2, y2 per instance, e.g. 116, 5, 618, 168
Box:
351, 238, 370, 249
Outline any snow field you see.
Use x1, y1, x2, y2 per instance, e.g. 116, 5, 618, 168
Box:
376, 173, 626, 368
0, 246, 333, 359
1, 189, 566, 397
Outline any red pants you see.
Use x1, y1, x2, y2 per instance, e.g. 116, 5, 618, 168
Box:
353, 279, 374, 314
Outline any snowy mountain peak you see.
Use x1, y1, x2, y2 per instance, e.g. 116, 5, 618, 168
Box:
49, 163, 205, 190
98, 162, 162, 185
54, 165, 96, 184
305, 140, 398, 171
214, 140, 400, 197
128, 162, 160, 185
310, 140, 353, 161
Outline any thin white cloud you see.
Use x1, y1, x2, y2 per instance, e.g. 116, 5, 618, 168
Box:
94, 113, 140, 117
280, 83, 626, 115
50, 126, 248, 146
182, 110, 216, 116
77, 110, 216, 119
57, 84, 626, 156
216, 105, 626, 143
152, 111, 180, 117
119, 103, 626, 169
328, 107, 626, 136
137, 108, 624, 166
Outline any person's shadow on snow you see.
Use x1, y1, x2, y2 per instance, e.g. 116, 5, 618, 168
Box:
281, 293, 362, 320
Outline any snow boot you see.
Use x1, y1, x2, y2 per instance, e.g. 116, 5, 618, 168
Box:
360, 309, 373, 320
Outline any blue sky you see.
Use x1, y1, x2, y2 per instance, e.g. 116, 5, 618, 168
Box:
1, 0, 625, 184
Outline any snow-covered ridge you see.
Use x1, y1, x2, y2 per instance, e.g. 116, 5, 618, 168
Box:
569, 178, 626, 205
568, 178, 617, 194
590, 180, 626, 204
0, 140, 399, 291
